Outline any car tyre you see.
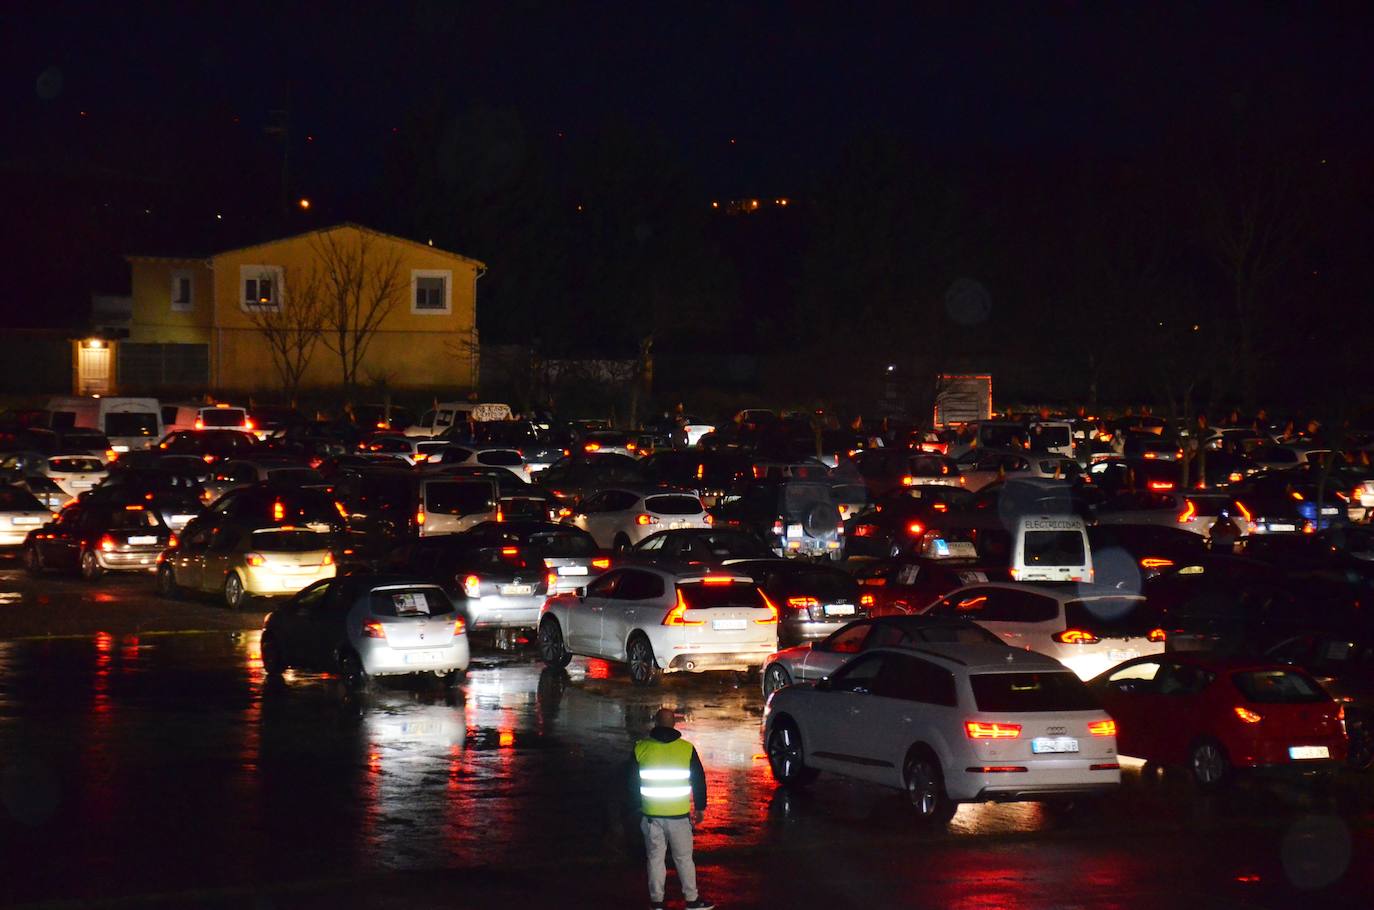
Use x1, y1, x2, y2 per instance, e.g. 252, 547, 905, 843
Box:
1346, 724, 1374, 772
762, 663, 792, 697
338, 651, 370, 692
1190, 737, 1232, 791
441, 668, 466, 688
80, 548, 103, 582
224, 573, 250, 610
537, 617, 573, 668
260, 631, 287, 677
626, 633, 660, 686
23, 545, 44, 576
156, 563, 180, 598
904, 749, 958, 824
613, 533, 632, 553
766, 719, 819, 788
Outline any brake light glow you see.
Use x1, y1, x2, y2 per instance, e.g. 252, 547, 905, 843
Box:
968, 766, 1028, 773
1053, 629, 1100, 644
1178, 500, 1196, 523
463, 575, 481, 598
361, 619, 387, 639
591, 557, 611, 569
907, 521, 925, 536
335, 501, 349, 519
584, 442, 601, 452
901, 475, 915, 486
246, 553, 266, 567
702, 513, 714, 525
1147, 627, 1167, 642
194, 419, 204, 430
99, 535, 117, 552
1235, 500, 1252, 522
416, 508, 426, 526
932, 502, 949, 512
1228, 472, 1244, 483
547, 570, 557, 588
1140, 557, 1174, 569
167, 533, 178, 549
853, 524, 875, 537
787, 596, 819, 610
500, 546, 519, 555
859, 594, 875, 606
273, 500, 285, 522
703, 576, 734, 585
663, 590, 704, 626
757, 592, 779, 624
1149, 481, 1175, 491
322, 552, 334, 566
1234, 706, 1262, 724
453, 617, 466, 635
1088, 719, 1117, 736
105, 449, 118, 462
244, 419, 255, 431
965, 721, 1021, 739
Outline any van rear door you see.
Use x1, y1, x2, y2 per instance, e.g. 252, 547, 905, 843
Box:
1015, 516, 1093, 582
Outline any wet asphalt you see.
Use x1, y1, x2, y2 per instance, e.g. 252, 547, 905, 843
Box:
3, 563, 1374, 909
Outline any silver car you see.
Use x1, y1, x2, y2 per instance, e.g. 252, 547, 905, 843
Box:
261, 576, 470, 688
761, 614, 1005, 695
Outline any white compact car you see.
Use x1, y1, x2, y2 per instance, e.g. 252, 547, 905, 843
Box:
923, 582, 1166, 680
567, 486, 711, 551
763, 643, 1120, 822
261, 576, 470, 688
0, 485, 53, 546
40, 454, 108, 498
537, 566, 778, 684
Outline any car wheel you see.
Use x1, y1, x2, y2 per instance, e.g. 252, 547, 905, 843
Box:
80, 549, 103, 581
613, 534, 632, 553
1190, 738, 1232, 790
23, 545, 44, 576
338, 651, 370, 692
441, 668, 466, 688
762, 663, 792, 697
156, 564, 180, 598
766, 719, 819, 788
626, 633, 660, 686
223, 573, 250, 610
1347, 726, 1374, 772
903, 749, 957, 824
260, 631, 287, 676
537, 617, 573, 668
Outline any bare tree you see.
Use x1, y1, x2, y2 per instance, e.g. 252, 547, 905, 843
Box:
243, 265, 326, 406
313, 229, 406, 390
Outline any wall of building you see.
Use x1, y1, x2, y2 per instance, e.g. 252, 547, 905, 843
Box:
127, 259, 214, 344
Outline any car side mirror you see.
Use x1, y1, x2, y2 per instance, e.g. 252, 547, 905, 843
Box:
815, 677, 833, 692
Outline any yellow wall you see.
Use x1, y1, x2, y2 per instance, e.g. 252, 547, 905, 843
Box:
207, 225, 481, 391
127, 258, 214, 343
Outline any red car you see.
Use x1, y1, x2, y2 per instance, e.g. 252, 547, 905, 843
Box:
1088, 654, 1347, 788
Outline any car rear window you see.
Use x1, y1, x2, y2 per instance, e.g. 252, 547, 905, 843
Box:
251, 530, 329, 552
970, 672, 1100, 712
476, 450, 523, 467
646, 494, 703, 515
106, 412, 159, 437
1023, 530, 1085, 565
678, 581, 766, 609
425, 481, 496, 516
527, 531, 597, 557
0, 487, 44, 511
1063, 597, 1159, 636
62, 434, 109, 451
200, 408, 247, 427
49, 458, 103, 473
108, 508, 162, 530
370, 587, 455, 617
1231, 669, 1328, 704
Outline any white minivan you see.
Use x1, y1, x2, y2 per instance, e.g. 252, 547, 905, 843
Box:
405, 402, 513, 438
47, 397, 162, 454
162, 403, 252, 435
1012, 515, 1093, 583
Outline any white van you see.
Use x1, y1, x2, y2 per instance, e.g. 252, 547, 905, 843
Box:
46, 397, 162, 454
1028, 421, 1075, 459
1012, 515, 1093, 583
405, 402, 513, 438
162, 403, 252, 435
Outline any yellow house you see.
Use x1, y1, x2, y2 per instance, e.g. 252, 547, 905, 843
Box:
107, 224, 484, 394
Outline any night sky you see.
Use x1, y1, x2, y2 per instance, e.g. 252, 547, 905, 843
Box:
3, 2, 1371, 401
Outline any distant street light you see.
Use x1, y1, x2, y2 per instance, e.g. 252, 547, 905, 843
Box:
298, 198, 311, 210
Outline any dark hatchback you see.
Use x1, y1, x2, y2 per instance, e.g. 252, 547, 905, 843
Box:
25, 500, 173, 580
727, 558, 864, 646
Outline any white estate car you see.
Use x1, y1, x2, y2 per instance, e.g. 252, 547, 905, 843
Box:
762, 643, 1120, 823
537, 565, 778, 684
923, 582, 1167, 680
567, 486, 711, 550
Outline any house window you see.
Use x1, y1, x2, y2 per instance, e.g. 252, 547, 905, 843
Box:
240, 265, 283, 312
411, 269, 452, 314
170, 271, 193, 312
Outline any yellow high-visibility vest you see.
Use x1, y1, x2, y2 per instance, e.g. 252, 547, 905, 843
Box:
635, 737, 694, 816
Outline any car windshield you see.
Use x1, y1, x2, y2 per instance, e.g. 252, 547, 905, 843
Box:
678, 581, 765, 609
773, 569, 856, 601
49, 458, 103, 473
370, 587, 455, 617
970, 672, 1100, 712
0, 487, 44, 510
250, 530, 329, 552
645, 494, 703, 515
105, 412, 159, 437
200, 409, 247, 427
476, 450, 523, 467
1231, 669, 1328, 704
1023, 530, 1085, 565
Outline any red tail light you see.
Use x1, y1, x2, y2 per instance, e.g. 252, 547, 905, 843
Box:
635, 513, 658, 526
1140, 557, 1173, 569
415, 508, 426, 526
1234, 706, 1262, 724
1147, 627, 1167, 642
500, 546, 519, 555
786, 596, 819, 610
859, 593, 875, 607
322, 552, 334, 566
756, 592, 780, 624
900, 475, 916, 486
167, 533, 179, 549
245, 553, 266, 567
591, 557, 611, 569
361, 619, 387, 639
463, 575, 481, 598
105, 449, 118, 462
703, 575, 734, 584
1088, 719, 1117, 736
663, 590, 704, 626
853, 524, 876, 537
1149, 481, 1174, 491
1054, 629, 1100, 644
273, 500, 286, 522
965, 721, 1022, 739
906, 521, 925, 536
547, 570, 557, 588
1177, 500, 1196, 523
99, 534, 117, 552
453, 617, 466, 635
244, 419, 255, 431
194, 418, 204, 430
583, 442, 601, 452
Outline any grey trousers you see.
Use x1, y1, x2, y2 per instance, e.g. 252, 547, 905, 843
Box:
641, 815, 698, 902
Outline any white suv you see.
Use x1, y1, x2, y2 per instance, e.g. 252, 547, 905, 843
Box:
763, 643, 1120, 822
567, 486, 711, 550
537, 566, 778, 684
922, 582, 1167, 680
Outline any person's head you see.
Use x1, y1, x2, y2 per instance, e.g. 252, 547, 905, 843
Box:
654, 707, 677, 729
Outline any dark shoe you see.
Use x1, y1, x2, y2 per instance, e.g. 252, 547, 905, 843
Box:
686, 901, 716, 910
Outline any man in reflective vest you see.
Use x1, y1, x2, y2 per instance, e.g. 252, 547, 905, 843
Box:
634, 707, 712, 910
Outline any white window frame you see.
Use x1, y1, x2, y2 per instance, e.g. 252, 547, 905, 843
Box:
170, 270, 194, 312
240, 265, 284, 313
411, 269, 452, 315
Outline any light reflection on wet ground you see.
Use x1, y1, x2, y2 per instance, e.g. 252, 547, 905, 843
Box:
2, 631, 1374, 908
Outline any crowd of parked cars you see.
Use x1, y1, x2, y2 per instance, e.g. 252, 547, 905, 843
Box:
3, 398, 1373, 819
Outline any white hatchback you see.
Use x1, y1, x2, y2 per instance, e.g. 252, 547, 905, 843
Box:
40, 454, 108, 498
923, 582, 1167, 680
763, 643, 1120, 822
568, 486, 711, 550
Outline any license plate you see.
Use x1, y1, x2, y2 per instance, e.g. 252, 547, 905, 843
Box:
712, 619, 747, 631
557, 565, 588, 576
824, 604, 856, 616
1289, 745, 1329, 760
1109, 649, 1137, 661
787, 523, 803, 538
1321, 507, 1338, 515
1031, 737, 1080, 754
1270, 523, 1295, 532
500, 584, 533, 596
128, 536, 158, 545
402, 650, 444, 665
12, 517, 41, 526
